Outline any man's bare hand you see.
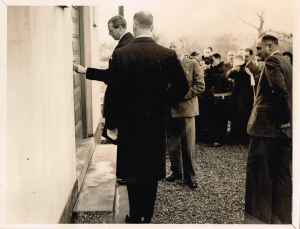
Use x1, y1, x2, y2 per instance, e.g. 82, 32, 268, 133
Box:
73, 63, 87, 74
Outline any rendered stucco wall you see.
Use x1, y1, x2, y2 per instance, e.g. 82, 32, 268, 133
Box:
0, 2, 7, 223
5, 6, 77, 223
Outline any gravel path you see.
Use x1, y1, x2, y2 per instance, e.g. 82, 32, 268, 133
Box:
151, 143, 248, 224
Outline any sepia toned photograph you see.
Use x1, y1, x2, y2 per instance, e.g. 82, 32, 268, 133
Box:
0, 0, 297, 226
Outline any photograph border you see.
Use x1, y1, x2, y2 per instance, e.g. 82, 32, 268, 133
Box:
0, 0, 299, 228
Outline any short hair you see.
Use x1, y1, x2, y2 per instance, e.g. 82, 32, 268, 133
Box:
134, 11, 153, 29
245, 48, 253, 55
108, 15, 127, 29
190, 51, 199, 57
212, 53, 221, 59
260, 33, 279, 45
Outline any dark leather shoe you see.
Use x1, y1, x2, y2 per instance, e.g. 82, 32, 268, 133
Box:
184, 178, 198, 190
165, 173, 181, 182
212, 142, 222, 147
142, 216, 152, 223
125, 215, 142, 223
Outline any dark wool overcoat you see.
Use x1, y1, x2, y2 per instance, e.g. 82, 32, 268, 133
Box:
111, 37, 189, 181
86, 32, 134, 129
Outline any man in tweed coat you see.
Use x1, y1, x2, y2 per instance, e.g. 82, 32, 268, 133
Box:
245, 33, 292, 224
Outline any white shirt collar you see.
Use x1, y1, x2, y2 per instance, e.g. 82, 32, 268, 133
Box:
135, 34, 153, 39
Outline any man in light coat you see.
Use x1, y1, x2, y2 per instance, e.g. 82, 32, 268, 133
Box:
166, 51, 205, 189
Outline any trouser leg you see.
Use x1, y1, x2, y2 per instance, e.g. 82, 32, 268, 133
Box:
127, 181, 158, 223
139, 181, 158, 223
167, 118, 184, 178
127, 183, 141, 220
245, 137, 273, 223
181, 117, 196, 180
245, 137, 292, 224
213, 98, 228, 142
271, 138, 292, 224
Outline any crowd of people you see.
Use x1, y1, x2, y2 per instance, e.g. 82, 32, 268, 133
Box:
74, 11, 292, 224
176, 46, 292, 148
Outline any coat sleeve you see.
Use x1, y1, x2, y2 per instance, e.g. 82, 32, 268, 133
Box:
183, 59, 205, 100
264, 56, 288, 96
166, 52, 189, 105
105, 51, 124, 124
86, 67, 110, 84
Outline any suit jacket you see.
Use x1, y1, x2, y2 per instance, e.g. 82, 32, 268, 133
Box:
247, 52, 292, 138
228, 64, 254, 115
110, 37, 189, 181
171, 56, 205, 118
85, 32, 134, 127
211, 62, 232, 94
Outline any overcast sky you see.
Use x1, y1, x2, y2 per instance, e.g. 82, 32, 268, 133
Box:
94, 0, 294, 48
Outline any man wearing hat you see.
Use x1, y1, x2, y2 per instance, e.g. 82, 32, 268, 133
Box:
245, 33, 292, 224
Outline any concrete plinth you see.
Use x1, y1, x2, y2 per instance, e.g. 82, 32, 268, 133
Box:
74, 144, 117, 213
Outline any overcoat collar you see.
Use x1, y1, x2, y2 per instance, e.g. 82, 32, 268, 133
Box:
132, 37, 155, 43
116, 32, 134, 49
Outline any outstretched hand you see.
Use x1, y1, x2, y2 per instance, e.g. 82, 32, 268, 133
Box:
73, 63, 87, 74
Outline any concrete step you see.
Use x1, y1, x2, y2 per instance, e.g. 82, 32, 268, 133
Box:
112, 184, 129, 223
73, 144, 117, 221
76, 138, 96, 190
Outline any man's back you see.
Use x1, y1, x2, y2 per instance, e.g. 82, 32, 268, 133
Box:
112, 37, 188, 122
111, 36, 188, 181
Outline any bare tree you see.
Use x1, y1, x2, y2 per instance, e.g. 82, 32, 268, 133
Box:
239, 11, 292, 52
239, 11, 265, 36
176, 37, 202, 55
212, 33, 239, 57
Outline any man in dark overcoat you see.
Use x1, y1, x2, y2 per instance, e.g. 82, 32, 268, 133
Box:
245, 33, 292, 224
111, 11, 188, 223
74, 15, 134, 144
227, 53, 254, 144
209, 53, 233, 146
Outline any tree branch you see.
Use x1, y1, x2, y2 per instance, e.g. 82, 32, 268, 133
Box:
238, 17, 259, 30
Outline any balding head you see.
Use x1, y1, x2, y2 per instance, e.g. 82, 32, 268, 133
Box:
133, 11, 154, 37
134, 11, 153, 28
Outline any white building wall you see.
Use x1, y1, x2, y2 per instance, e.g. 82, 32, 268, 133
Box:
0, 2, 7, 223
5, 6, 77, 223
